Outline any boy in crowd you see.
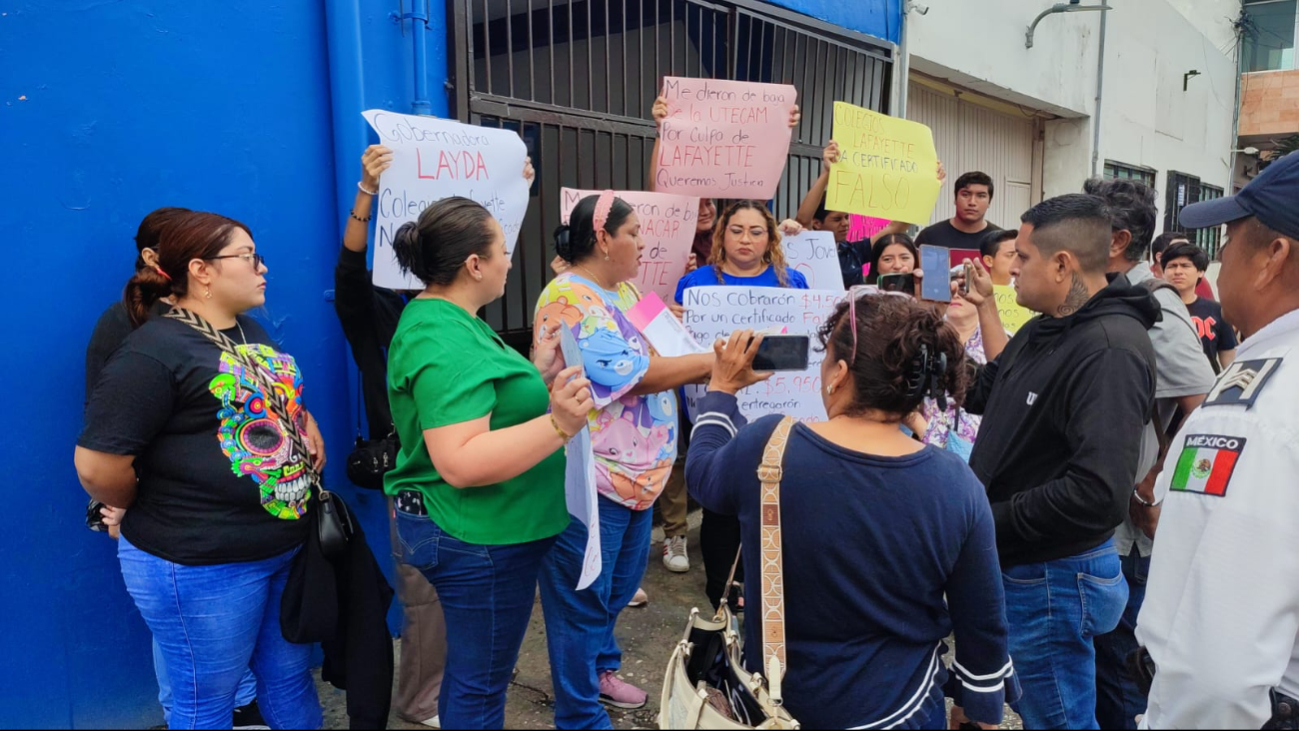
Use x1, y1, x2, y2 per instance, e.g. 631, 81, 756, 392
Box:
981, 228, 1018, 286
1162, 241, 1238, 373
916, 171, 1000, 248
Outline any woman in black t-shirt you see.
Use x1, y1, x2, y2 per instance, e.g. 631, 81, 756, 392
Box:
76, 211, 325, 730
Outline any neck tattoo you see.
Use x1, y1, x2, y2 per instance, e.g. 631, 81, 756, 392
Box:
1056, 273, 1091, 317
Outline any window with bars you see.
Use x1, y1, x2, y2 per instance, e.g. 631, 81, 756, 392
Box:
1104, 160, 1157, 187
1196, 184, 1225, 259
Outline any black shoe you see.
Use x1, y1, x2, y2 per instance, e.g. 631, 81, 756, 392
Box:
232, 700, 270, 730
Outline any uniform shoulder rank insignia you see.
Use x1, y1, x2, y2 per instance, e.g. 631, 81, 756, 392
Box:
1170, 434, 1246, 497
1204, 358, 1283, 408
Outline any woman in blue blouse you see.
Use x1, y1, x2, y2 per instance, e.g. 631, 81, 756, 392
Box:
674, 199, 807, 611
686, 292, 1020, 730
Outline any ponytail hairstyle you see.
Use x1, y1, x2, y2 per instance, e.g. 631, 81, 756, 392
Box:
123, 211, 252, 327
554, 194, 635, 264
709, 200, 791, 287
816, 292, 969, 420
392, 197, 499, 287
133, 207, 192, 271
867, 232, 918, 284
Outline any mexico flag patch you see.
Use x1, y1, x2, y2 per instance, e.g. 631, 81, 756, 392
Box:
1170, 434, 1247, 497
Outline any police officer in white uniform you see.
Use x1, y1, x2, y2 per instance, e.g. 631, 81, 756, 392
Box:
1136, 152, 1299, 729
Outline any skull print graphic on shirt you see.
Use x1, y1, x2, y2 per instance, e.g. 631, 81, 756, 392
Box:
207, 343, 311, 520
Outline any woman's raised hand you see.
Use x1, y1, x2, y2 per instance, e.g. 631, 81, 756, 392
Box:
708, 330, 772, 395
361, 145, 394, 192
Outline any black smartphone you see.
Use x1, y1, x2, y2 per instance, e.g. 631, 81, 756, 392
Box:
752, 334, 810, 372
919, 245, 952, 302
879, 272, 915, 295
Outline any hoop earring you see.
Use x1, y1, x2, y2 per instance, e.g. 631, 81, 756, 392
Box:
826, 385, 835, 395
205, 288, 212, 300
604, 251, 611, 261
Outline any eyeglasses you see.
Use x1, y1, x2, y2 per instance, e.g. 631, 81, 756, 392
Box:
208, 252, 266, 269
845, 285, 909, 368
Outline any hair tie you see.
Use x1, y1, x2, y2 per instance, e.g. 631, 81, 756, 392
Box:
155, 266, 172, 282
592, 190, 616, 235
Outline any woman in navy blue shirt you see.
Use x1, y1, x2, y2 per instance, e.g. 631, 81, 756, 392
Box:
687, 293, 1020, 730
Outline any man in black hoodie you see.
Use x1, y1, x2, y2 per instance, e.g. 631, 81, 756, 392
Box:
962, 194, 1158, 730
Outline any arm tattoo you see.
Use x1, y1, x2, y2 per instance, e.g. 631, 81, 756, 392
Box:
1056, 273, 1091, 317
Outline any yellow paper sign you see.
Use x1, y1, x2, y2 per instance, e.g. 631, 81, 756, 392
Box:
994, 285, 1034, 335
826, 101, 941, 226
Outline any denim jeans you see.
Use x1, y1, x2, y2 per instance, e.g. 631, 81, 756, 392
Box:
539, 498, 653, 730
118, 537, 321, 730
396, 510, 555, 731
1094, 544, 1151, 730
1002, 539, 1129, 730
153, 638, 257, 725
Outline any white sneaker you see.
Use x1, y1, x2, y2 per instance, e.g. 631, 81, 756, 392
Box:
663, 536, 690, 573
416, 716, 440, 729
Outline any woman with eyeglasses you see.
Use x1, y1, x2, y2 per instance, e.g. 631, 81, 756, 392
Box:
672, 200, 807, 612
76, 211, 326, 729
686, 292, 1020, 730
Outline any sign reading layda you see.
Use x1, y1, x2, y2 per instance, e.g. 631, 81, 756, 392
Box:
363, 109, 530, 289
656, 77, 797, 200
560, 189, 699, 304
682, 287, 845, 423
827, 102, 941, 226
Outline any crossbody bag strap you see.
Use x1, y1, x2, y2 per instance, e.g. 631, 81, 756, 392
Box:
166, 308, 320, 489
757, 415, 797, 689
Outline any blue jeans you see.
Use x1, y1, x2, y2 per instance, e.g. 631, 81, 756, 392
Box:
1094, 544, 1151, 730
1002, 539, 1129, 730
396, 511, 555, 731
539, 498, 653, 730
153, 639, 257, 725
118, 537, 321, 730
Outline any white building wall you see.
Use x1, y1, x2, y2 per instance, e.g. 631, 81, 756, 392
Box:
905, 0, 1238, 230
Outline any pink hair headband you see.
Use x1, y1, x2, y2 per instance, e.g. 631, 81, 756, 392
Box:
592, 190, 616, 235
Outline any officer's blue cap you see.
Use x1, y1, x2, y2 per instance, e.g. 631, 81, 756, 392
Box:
1180, 153, 1299, 240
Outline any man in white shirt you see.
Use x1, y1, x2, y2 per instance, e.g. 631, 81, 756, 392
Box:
1136, 152, 1299, 729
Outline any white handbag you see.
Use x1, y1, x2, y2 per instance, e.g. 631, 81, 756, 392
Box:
659, 417, 801, 730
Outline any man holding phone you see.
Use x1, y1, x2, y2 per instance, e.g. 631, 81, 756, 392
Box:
961, 194, 1158, 730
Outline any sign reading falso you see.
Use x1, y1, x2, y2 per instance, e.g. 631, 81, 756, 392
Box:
826, 102, 942, 226
655, 77, 797, 200
363, 109, 531, 290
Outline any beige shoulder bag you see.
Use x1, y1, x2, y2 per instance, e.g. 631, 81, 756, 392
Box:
659, 416, 800, 730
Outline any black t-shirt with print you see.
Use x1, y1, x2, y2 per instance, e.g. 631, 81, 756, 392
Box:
915, 220, 1001, 250
1186, 297, 1238, 372
79, 315, 312, 565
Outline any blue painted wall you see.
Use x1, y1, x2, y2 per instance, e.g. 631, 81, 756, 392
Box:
0, 1, 440, 727
0, 0, 888, 726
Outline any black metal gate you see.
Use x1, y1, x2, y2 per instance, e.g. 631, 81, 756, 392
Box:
448, 0, 894, 346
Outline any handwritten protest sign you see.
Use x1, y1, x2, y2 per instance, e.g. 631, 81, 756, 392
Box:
826, 102, 941, 226
656, 77, 797, 200
848, 215, 893, 243
682, 287, 845, 423
560, 189, 698, 304
782, 231, 846, 292
559, 325, 601, 591
363, 109, 530, 289
994, 285, 1034, 334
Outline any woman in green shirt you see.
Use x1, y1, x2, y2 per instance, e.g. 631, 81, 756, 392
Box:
384, 197, 593, 730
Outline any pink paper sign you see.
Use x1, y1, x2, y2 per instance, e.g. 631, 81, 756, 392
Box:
560, 189, 700, 304
655, 77, 797, 200
848, 215, 892, 244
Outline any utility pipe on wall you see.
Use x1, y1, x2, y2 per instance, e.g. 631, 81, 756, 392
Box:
408, 0, 432, 115
1090, 6, 1107, 178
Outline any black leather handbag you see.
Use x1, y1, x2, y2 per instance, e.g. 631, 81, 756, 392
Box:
345, 433, 398, 491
